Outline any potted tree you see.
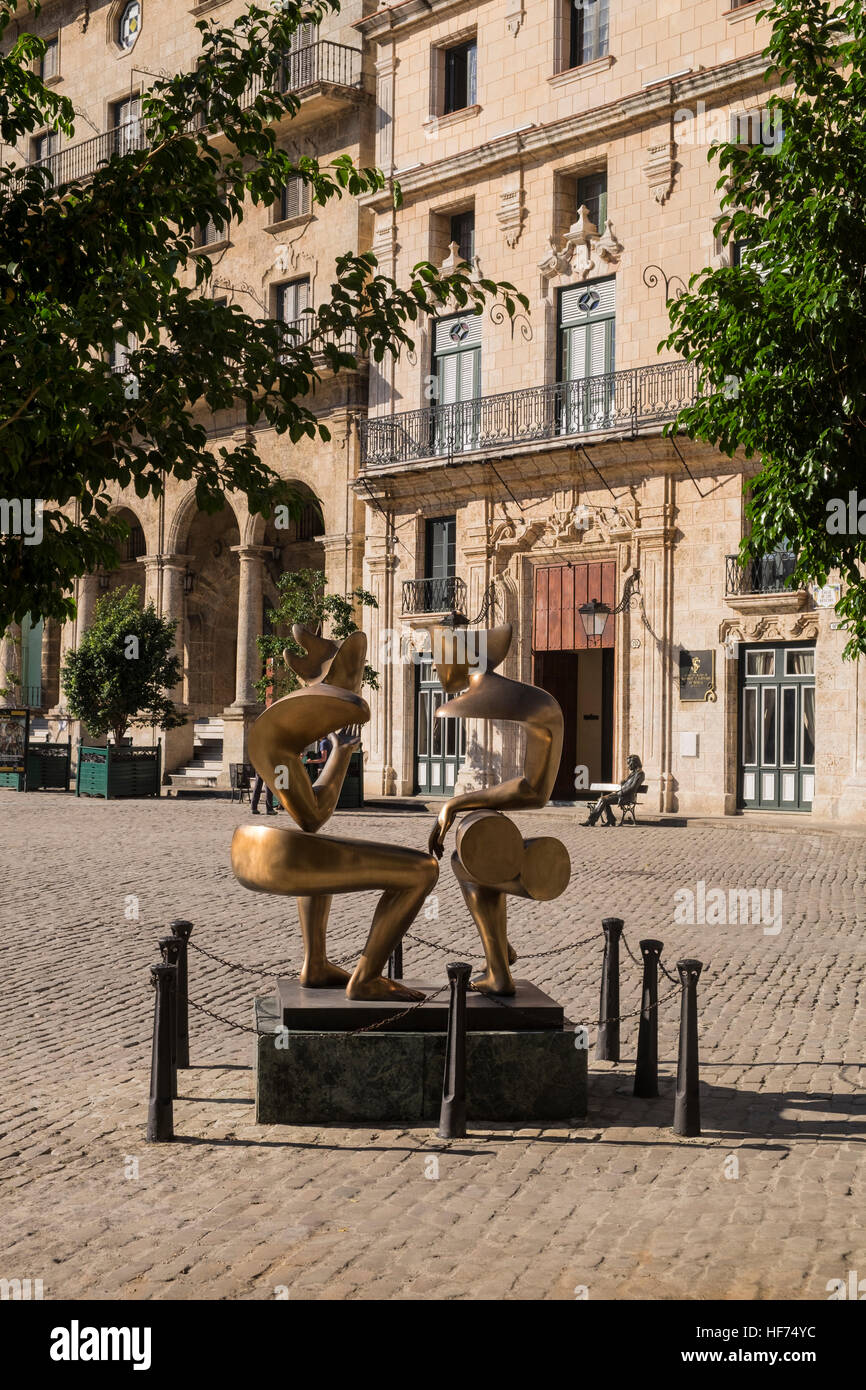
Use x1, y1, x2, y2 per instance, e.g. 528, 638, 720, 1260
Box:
62, 586, 184, 798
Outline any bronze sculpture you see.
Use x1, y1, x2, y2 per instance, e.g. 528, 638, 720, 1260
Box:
426, 622, 571, 996
582, 754, 645, 826
231, 625, 438, 1001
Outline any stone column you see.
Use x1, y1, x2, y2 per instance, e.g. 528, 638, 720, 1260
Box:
144, 554, 194, 774
75, 572, 101, 643
364, 540, 399, 796
136, 552, 163, 611
230, 545, 268, 708
221, 544, 268, 783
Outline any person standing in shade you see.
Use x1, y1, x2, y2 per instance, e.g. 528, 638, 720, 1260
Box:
251, 771, 277, 815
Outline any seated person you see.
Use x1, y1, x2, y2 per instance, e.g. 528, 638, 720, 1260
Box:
583, 754, 644, 826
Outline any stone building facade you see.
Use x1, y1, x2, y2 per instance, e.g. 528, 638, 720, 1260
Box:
354, 0, 865, 821
2, 0, 865, 818
0, 0, 374, 783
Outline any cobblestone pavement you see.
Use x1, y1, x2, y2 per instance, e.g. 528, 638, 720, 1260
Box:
1, 797, 864, 1301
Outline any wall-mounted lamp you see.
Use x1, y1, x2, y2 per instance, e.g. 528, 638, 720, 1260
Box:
183, 567, 195, 595
98, 572, 110, 592
579, 570, 642, 646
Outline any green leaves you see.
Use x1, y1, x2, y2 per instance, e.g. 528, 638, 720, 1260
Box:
664, 0, 866, 657
0, 0, 527, 631
255, 568, 379, 702
60, 585, 184, 743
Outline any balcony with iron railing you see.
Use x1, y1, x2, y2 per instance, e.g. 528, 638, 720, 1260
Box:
17, 42, 364, 190
360, 361, 701, 469
402, 576, 467, 616
725, 550, 798, 596
725, 549, 810, 612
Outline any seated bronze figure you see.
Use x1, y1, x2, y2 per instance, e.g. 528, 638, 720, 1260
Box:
231, 626, 438, 1001
582, 754, 645, 826
427, 622, 571, 996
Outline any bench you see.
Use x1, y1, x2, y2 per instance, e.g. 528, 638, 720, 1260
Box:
589, 781, 649, 825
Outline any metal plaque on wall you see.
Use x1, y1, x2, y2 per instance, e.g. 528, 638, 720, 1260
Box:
678, 650, 717, 702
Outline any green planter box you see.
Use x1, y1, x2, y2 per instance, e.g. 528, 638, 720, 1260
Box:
75, 744, 161, 799
25, 741, 72, 791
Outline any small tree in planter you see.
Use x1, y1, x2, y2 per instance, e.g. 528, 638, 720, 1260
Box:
256, 569, 379, 703
62, 586, 185, 746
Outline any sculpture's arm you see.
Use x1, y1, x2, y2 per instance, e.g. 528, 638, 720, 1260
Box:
276, 728, 360, 832
428, 776, 541, 859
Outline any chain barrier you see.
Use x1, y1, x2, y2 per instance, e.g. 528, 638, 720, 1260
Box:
188, 996, 261, 1035
405, 926, 602, 961
183, 925, 685, 1039
348, 983, 450, 1034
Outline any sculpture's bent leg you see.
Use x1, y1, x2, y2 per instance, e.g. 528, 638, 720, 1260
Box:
231, 824, 438, 1001
451, 853, 515, 996
346, 855, 439, 1001
296, 894, 350, 988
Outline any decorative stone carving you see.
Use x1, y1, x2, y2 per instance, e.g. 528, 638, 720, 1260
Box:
538, 207, 624, 286
505, 2, 524, 35
489, 517, 546, 571
719, 612, 820, 646
440, 241, 482, 284
643, 142, 677, 204
497, 186, 525, 247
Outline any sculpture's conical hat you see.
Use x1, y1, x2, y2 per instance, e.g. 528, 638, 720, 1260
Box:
286, 624, 339, 684
425, 622, 513, 693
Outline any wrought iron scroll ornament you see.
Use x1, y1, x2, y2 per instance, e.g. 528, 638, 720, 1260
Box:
488, 302, 532, 343
212, 278, 267, 313
643, 264, 687, 303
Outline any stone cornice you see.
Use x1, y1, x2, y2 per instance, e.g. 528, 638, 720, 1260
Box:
354, 433, 736, 505
356, 0, 486, 40
363, 51, 775, 207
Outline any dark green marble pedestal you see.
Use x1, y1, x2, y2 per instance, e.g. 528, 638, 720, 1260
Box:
254, 990, 588, 1126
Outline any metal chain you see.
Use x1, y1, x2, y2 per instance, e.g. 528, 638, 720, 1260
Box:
658, 958, 680, 985
405, 927, 601, 961
620, 932, 643, 969
188, 996, 261, 1035
187, 937, 357, 979
348, 983, 450, 1034
187, 939, 296, 978
593, 984, 680, 1028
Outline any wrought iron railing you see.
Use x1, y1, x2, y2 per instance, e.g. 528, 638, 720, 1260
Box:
402, 576, 467, 615
360, 361, 701, 467
15, 42, 363, 190
725, 551, 799, 596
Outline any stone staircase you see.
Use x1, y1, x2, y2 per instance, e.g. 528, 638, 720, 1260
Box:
168, 717, 224, 791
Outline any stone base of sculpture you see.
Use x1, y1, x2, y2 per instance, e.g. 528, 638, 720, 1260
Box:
254, 987, 587, 1125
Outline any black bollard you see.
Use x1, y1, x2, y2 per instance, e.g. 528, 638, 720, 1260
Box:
387, 940, 404, 981
146, 963, 175, 1142
170, 919, 193, 1067
158, 936, 181, 1099
673, 959, 703, 1137
634, 939, 663, 1098
437, 962, 472, 1139
595, 917, 623, 1062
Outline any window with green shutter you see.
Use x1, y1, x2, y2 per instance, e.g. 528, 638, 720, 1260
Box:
559, 277, 616, 432
433, 314, 481, 455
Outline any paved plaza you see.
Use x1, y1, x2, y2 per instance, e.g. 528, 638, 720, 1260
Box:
1, 796, 864, 1301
